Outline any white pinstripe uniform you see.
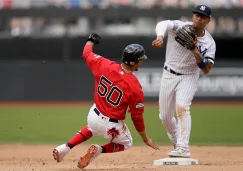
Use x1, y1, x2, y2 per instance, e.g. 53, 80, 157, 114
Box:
156, 20, 216, 151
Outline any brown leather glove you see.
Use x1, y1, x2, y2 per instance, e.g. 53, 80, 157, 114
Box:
175, 25, 197, 50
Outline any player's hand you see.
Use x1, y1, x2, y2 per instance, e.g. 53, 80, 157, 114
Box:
191, 37, 199, 54
144, 139, 160, 150
152, 36, 164, 48
87, 33, 101, 45
192, 36, 198, 50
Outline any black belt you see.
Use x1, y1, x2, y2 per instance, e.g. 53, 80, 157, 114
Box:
164, 66, 183, 76
94, 108, 118, 123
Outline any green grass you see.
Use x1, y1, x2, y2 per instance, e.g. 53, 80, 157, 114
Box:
0, 105, 243, 146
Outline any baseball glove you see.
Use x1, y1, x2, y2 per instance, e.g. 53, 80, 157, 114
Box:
87, 33, 101, 45
175, 25, 197, 50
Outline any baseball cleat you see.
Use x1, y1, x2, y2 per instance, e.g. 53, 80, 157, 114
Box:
53, 144, 71, 162
77, 144, 102, 169
168, 147, 190, 158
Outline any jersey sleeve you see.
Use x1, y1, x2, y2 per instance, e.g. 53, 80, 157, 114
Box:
204, 39, 216, 64
156, 20, 191, 36
82, 43, 113, 75
156, 20, 175, 37
128, 84, 144, 114
128, 83, 145, 132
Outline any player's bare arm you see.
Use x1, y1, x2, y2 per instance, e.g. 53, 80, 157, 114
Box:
191, 48, 214, 74
131, 113, 159, 150
152, 35, 164, 48
138, 130, 160, 150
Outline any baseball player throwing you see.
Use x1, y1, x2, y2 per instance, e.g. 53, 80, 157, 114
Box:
152, 5, 216, 158
53, 33, 159, 168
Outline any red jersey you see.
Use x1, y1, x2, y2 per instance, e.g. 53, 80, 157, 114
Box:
82, 43, 144, 121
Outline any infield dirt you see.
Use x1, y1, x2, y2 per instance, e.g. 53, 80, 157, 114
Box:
1, 145, 243, 171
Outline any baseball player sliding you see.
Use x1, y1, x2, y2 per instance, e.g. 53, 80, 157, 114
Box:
53, 33, 159, 169
152, 5, 216, 158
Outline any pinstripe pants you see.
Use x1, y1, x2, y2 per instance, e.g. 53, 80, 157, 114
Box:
159, 69, 199, 150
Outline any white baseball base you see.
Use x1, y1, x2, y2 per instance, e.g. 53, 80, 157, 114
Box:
153, 157, 199, 165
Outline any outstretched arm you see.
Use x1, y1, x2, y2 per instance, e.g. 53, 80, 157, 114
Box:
155, 20, 175, 37
82, 33, 101, 61
152, 20, 175, 48
82, 33, 104, 70
131, 113, 159, 150
82, 42, 94, 62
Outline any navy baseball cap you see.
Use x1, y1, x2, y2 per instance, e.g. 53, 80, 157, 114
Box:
192, 5, 211, 18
